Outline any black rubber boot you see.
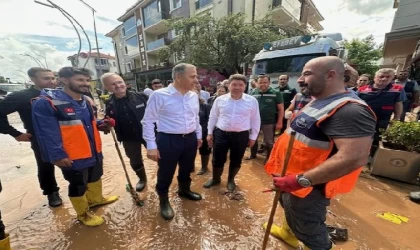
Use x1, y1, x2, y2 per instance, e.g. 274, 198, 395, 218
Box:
178, 181, 202, 201
246, 141, 258, 160
159, 194, 174, 220
47, 191, 63, 207
203, 167, 224, 188
134, 166, 147, 192
264, 147, 273, 165
409, 191, 420, 203
227, 167, 241, 191
197, 155, 210, 175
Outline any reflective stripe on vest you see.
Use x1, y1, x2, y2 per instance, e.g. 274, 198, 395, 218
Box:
265, 92, 374, 199
41, 97, 102, 161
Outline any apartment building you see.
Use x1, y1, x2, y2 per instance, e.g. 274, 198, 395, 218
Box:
67, 52, 119, 80
105, 0, 324, 89
382, 0, 420, 71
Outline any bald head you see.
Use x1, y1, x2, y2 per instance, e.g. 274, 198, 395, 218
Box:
297, 56, 347, 98
308, 56, 345, 77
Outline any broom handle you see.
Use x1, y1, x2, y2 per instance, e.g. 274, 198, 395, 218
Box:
110, 128, 134, 188
262, 130, 296, 250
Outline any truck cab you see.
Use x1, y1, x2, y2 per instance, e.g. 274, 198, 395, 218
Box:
250, 33, 347, 91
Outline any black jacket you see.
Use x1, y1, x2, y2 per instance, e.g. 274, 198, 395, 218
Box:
0, 86, 40, 137
105, 91, 148, 143
199, 102, 211, 136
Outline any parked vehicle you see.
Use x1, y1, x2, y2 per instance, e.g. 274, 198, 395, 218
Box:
0, 83, 26, 100
250, 33, 347, 90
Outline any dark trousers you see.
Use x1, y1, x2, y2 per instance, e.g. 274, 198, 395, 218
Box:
213, 128, 249, 169
61, 161, 103, 197
371, 121, 389, 157
122, 141, 145, 174
199, 130, 211, 156
30, 138, 59, 195
250, 124, 275, 156
281, 189, 332, 250
0, 181, 4, 239
400, 101, 411, 122
156, 132, 197, 196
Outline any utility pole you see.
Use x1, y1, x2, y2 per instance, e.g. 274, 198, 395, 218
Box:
78, 0, 103, 89
34, 53, 49, 69
21, 54, 44, 67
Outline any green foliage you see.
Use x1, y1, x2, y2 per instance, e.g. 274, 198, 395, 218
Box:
0, 76, 6, 83
341, 35, 383, 76
159, 13, 293, 76
381, 121, 420, 153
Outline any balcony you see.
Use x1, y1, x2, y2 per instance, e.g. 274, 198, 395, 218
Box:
95, 64, 110, 70
146, 38, 171, 55
271, 0, 323, 32
144, 12, 170, 35
195, 0, 213, 10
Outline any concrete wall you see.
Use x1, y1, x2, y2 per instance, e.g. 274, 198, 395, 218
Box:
391, 0, 420, 31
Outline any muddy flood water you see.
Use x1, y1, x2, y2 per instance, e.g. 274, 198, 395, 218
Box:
1, 113, 419, 250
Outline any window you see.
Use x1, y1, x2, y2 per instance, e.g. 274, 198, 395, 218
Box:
125, 36, 139, 54
253, 53, 325, 76
123, 16, 137, 37
172, 0, 182, 10
143, 0, 162, 27
171, 29, 181, 38
95, 59, 108, 66
113, 61, 116, 67
195, 0, 212, 10
127, 62, 132, 71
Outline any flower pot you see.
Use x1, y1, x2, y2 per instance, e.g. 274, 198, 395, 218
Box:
370, 141, 420, 184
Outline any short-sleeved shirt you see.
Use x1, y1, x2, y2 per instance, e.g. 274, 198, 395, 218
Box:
252, 87, 283, 124
319, 102, 376, 138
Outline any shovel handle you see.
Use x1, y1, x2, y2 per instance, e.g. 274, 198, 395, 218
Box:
262, 130, 296, 250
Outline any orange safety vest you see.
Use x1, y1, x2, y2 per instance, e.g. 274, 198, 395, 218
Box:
265, 92, 375, 199
41, 97, 102, 161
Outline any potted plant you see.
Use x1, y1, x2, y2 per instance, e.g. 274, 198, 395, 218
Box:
370, 121, 420, 183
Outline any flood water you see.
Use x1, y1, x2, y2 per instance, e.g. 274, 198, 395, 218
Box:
1, 113, 419, 250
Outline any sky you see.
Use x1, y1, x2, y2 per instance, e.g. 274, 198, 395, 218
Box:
0, 0, 396, 82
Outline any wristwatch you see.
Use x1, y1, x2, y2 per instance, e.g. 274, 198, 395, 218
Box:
296, 174, 312, 188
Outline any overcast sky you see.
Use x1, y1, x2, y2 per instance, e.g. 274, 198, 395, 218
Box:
0, 0, 396, 82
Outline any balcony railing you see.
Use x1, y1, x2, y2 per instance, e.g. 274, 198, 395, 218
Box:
144, 12, 169, 28
195, 0, 212, 10
147, 38, 170, 51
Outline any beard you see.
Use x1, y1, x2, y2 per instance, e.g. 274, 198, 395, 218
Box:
300, 81, 325, 97
68, 82, 90, 94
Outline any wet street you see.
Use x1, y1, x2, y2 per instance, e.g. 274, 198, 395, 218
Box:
1, 113, 419, 250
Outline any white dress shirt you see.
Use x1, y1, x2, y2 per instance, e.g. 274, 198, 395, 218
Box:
143, 88, 153, 96
200, 90, 211, 103
208, 93, 261, 140
142, 84, 202, 150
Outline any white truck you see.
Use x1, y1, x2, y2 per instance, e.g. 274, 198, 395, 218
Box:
250, 33, 347, 90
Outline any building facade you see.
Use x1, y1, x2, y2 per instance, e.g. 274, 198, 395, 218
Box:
106, 0, 324, 89
67, 52, 119, 80
382, 0, 420, 71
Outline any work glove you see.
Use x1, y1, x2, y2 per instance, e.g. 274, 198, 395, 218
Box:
103, 117, 116, 127
272, 175, 303, 193
285, 111, 293, 120
98, 117, 115, 134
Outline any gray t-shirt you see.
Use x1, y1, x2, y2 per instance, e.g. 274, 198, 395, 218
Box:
319, 102, 376, 138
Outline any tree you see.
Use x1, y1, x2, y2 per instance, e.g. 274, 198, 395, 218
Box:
342, 35, 383, 76
158, 13, 301, 77
0, 76, 6, 83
